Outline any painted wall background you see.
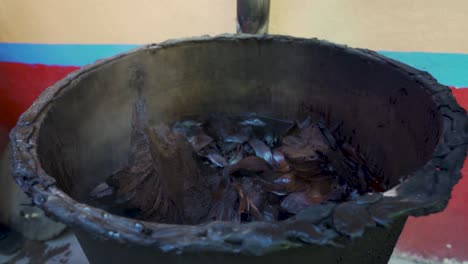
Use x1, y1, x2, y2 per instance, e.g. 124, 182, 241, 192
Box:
1, 0, 467, 53
0, 0, 467, 262
0, 0, 236, 44
270, 0, 468, 53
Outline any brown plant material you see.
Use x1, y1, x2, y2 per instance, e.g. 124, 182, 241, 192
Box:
272, 150, 290, 172
188, 133, 213, 152
225, 156, 271, 175
204, 152, 228, 168
96, 99, 211, 224
207, 185, 238, 222
227, 144, 244, 165
233, 183, 248, 215
233, 181, 264, 222
91, 111, 383, 224
248, 138, 274, 165
273, 173, 302, 193
279, 122, 329, 175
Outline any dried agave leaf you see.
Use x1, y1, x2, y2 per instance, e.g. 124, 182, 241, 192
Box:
107, 99, 211, 224
241, 177, 265, 210
233, 183, 248, 216
97, 111, 383, 224
239, 116, 267, 127
259, 171, 315, 198
256, 182, 288, 196
89, 182, 114, 200
188, 133, 213, 152
248, 199, 263, 221
105, 100, 178, 222
327, 141, 380, 193
207, 186, 239, 222
273, 173, 302, 193
227, 144, 244, 165
224, 127, 251, 144
220, 142, 240, 154
147, 124, 212, 223
280, 122, 329, 164
171, 120, 203, 138
204, 114, 237, 141
272, 150, 290, 172
263, 132, 278, 148
233, 180, 264, 222
225, 156, 271, 175
279, 175, 335, 214
248, 138, 274, 165
204, 152, 228, 167
307, 175, 336, 199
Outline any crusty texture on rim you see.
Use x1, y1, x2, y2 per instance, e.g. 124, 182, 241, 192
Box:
9, 34, 468, 255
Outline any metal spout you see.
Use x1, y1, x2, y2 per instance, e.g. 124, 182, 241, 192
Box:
237, 0, 270, 34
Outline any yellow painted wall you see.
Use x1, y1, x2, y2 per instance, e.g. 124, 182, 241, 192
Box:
0, 0, 467, 52
270, 0, 468, 53
0, 0, 235, 44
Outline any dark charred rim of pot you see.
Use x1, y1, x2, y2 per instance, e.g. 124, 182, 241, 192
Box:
9, 34, 468, 255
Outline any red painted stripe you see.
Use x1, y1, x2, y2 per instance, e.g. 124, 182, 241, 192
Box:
0, 62, 79, 150
396, 160, 468, 260
451, 87, 468, 109
395, 87, 468, 261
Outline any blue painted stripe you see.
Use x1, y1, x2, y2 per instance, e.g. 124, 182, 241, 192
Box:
0, 43, 467, 87
0, 43, 139, 67
380, 51, 468, 88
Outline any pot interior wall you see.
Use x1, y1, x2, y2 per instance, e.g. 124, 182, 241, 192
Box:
36, 38, 441, 201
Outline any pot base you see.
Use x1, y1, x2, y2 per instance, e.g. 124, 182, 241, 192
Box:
75, 217, 406, 264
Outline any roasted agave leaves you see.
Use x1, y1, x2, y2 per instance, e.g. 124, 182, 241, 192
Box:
91, 106, 384, 224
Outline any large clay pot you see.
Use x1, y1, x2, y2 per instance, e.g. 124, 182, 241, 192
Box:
10, 35, 467, 263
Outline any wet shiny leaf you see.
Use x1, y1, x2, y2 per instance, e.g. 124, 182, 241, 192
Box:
248, 138, 274, 165
172, 120, 203, 138
272, 150, 290, 172
205, 153, 228, 167
224, 131, 250, 144
273, 173, 300, 193
239, 117, 267, 127
263, 133, 278, 148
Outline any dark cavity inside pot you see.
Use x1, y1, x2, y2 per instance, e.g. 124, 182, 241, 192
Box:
35, 36, 441, 224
